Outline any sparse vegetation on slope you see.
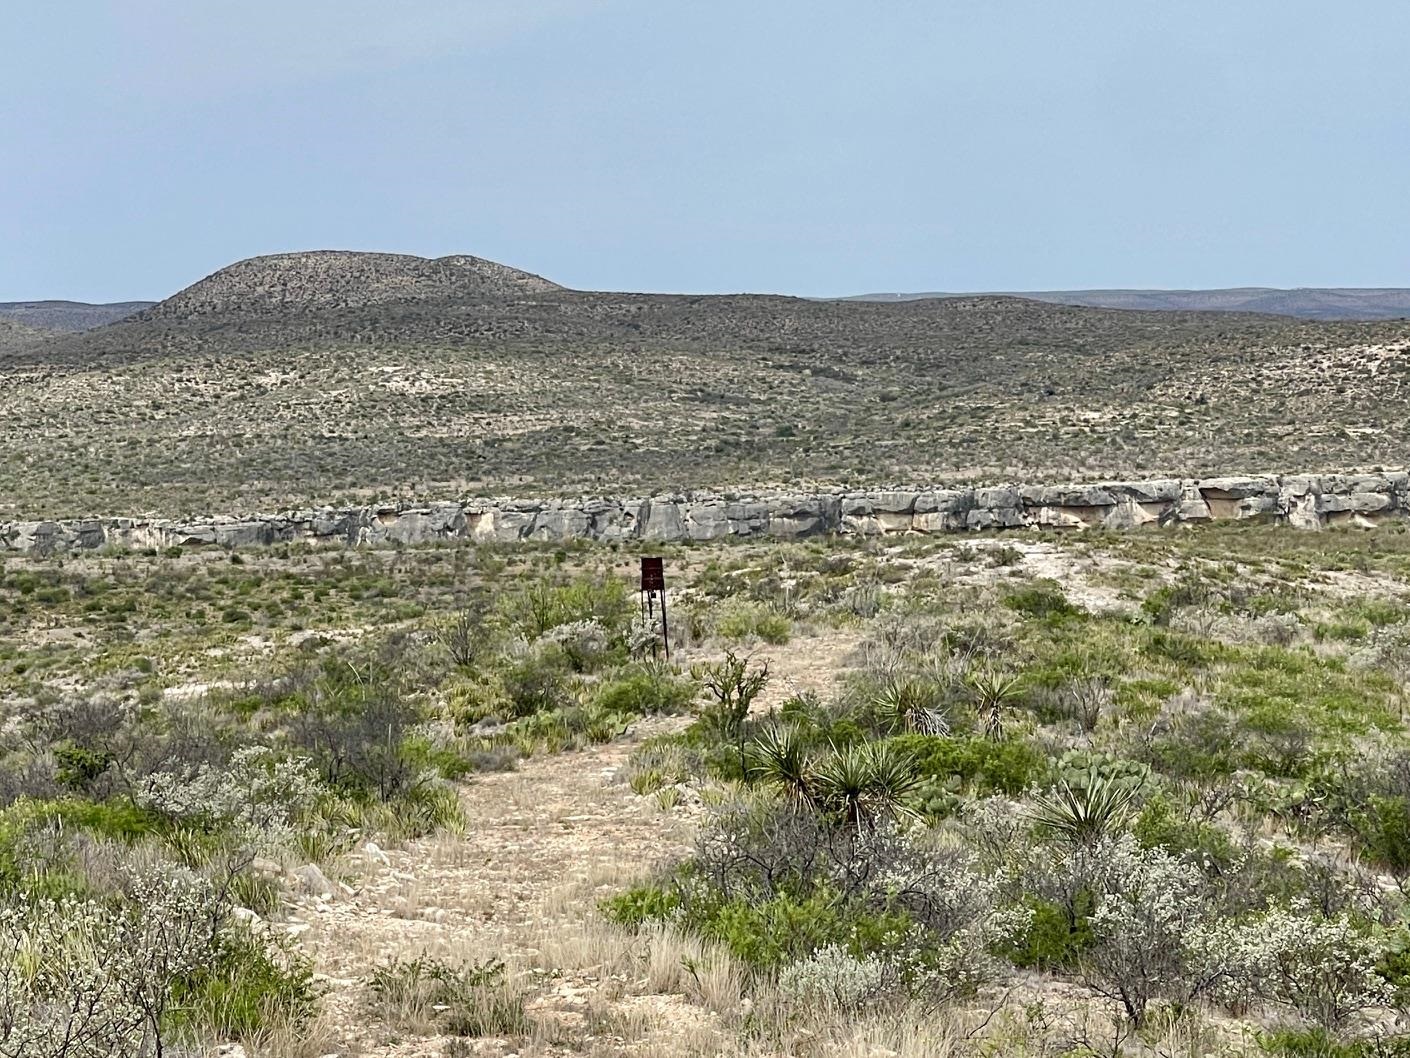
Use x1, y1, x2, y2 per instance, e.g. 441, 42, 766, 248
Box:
2, 250, 1408, 519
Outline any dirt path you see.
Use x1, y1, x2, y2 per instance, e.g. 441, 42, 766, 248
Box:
297, 727, 691, 1057
294, 628, 862, 1057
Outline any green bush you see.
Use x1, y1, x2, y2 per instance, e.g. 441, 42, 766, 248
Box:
886, 734, 1041, 795
1003, 581, 1082, 620
1256, 1026, 1410, 1058
1132, 797, 1236, 869
593, 663, 697, 717
688, 890, 875, 969
600, 882, 681, 928
1352, 796, 1410, 874
716, 602, 792, 645
1004, 896, 1095, 971
167, 927, 317, 1042
53, 742, 115, 791
500, 574, 633, 639
0, 797, 164, 897
500, 646, 574, 718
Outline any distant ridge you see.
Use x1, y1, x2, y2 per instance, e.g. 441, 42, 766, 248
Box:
0, 300, 154, 332
5, 245, 1410, 520
841, 287, 1410, 321
142, 250, 562, 320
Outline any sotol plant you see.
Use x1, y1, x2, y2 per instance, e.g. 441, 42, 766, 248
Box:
1029, 774, 1139, 845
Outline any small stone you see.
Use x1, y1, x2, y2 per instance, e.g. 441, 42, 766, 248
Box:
292, 863, 335, 897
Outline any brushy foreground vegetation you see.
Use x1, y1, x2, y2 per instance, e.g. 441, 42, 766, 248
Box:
3, 523, 1410, 1055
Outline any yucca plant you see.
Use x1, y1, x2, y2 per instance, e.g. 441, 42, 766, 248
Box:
745, 724, 816, 807
874, 677, 950, 736
1028, 774, 1138, 845
811, 741, 922, 831
965, 669, 1024, 741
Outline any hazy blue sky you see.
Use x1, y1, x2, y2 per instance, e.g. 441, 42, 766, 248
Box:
4, 1, 1409, 301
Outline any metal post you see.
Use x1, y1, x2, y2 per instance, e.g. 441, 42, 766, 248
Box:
640, 557, 669, 660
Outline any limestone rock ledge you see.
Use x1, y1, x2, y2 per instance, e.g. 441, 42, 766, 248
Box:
3, 473, 1407, 555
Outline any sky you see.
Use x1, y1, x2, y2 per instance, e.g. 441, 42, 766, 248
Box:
3, 1, 1409, 302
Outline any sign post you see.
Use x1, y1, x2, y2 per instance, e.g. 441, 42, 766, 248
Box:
639, 557, 670, 660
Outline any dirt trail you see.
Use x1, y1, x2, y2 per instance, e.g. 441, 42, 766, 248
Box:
295, 628, 862, 1057
299, 729, 690, 1056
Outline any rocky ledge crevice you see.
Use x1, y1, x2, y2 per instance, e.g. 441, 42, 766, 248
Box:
3, 473, 1406, 556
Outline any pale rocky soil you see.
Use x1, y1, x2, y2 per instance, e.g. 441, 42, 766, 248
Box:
292, 630, 864, 1058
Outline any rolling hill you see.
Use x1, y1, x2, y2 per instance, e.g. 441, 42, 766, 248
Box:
844, 287, 1410, 320
3, 250, 1408, 520
0, 317, 59, 354
0, 299, 154, 332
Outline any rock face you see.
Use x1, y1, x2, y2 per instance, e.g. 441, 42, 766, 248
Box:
4, 472, 1408, 556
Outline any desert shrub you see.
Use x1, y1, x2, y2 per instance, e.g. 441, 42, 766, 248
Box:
53, 741, 113, 793
1004, 895, 1096, 971
778, 944, 888, 1012
1352, 796, 1410, 874
1350, 624, 1410, 690
693, 650, 770, 754
1135, 692, 1242, 781
1003, 580, 1082, 621
688, 889, 859, 968
166, 927, 317, 1043
1077, 834, 1217, 1025
593, 662, 697, 717
886, 734, 1041, 795
645, 792, 1023, 1000
0, 864, 301, 1055
1142, 576, 1215, 627
1132, 797, 1237, 869
134, 746, 323, 852
715, 601, 792, 645
541, 619, 613, 672
601, 882, 681, 928
401, 731, 477, 781
367, 955, 527, 1038
0, 797, 165, 895
499, 644, 575, 718
1256, 1027, 1401, 1058
441, 606, 492, 670
1032, 674, 1112, 732
1209, 904, 1393, 1030
500, 574, 632, 639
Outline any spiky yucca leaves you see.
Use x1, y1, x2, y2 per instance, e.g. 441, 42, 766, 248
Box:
874, 678, 950, 736
811, 741, 923, 831
965, 669, 1024, 741
746, 724, 816, 807
1029, 774, 1138, 845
